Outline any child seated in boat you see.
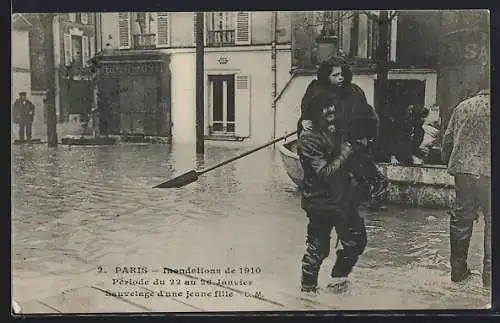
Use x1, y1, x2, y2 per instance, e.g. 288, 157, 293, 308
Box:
299, 90, 388, 200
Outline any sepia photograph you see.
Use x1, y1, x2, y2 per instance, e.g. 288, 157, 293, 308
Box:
11, 9, 491, 314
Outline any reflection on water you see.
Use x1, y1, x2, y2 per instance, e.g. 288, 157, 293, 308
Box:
11, 142, 490, 310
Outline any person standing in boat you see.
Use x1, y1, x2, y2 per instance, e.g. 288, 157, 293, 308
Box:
442, 68, 491, 288
298, 59, 388, 204
297, 58, 379, 295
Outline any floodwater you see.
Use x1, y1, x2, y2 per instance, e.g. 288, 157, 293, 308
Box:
11, 142, 490, 311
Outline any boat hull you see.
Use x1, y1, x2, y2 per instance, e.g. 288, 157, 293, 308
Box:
277, 137, 455, 209
277, 136, 304, 188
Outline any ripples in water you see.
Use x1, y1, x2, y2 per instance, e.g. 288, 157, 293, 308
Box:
11, 143, 489, 309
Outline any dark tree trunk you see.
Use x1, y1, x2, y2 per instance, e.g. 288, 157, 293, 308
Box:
42, 14, 58, 147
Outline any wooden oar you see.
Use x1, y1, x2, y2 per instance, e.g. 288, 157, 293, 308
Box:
153, 131, 298, 188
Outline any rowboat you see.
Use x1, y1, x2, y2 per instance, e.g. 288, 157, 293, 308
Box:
277, 135, 456, 209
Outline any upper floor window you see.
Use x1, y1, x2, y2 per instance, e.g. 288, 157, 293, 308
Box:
68, 13, 89, 24
63, 28, 95, 72
118, 12, 170, 49
292, 10, 398, 69
71, 35, 83, 69
81, 13, 88, 24
193, 12, 251, 47
207, 12, 235, 46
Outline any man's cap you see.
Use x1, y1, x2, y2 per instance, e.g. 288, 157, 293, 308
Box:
19, 91, 27, 95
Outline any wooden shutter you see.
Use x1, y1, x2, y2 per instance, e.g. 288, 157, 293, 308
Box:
193, 13, 197, 45
82, 35, 89, 67
68, 13, 76, 22
234, 75, 251, 138
235, 12, 251, 45
156, 12, 170, 47
150, 13, 158, 43
81, 13, 88, 24
193, 12, 207, 45
90, 36, 95, 58
118, 12, 131, 49
389, 13, 398, 62
63, 33, 72, 66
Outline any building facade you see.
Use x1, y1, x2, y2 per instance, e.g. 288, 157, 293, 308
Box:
11, 14, 41, 139
93, 11, 293, 143
276, 10, 438, 137
52, 13, 96, 123
93, 11, 444, 144
391, 10, 489, 133
15, 13, 97, 139
12, 14, 32, 103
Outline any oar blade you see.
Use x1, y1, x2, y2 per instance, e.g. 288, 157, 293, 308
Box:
153, 170, 199, 188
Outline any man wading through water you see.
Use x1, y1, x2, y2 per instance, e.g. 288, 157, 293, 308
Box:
299, 60, 388, 209
297, 58, 380, 294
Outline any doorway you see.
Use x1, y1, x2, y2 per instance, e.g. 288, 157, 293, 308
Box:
384, 79, 426, 118
208, 74, 235, 135
119, 76, 159, 135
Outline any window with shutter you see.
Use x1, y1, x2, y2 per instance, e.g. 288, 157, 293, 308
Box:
118, 12, 131, 49
81, 13, 88, 24
82, 35, 89, 67
63, 33, 72, 66
68, 13, 76, 22
156, 12, 170, 47
206, 12, 235, 46
234, 75, 251, 138
235, 12, 251, 45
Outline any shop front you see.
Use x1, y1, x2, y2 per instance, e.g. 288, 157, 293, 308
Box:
92, 51, 172, 137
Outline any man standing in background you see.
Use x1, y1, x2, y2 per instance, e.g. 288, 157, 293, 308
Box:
12, 91, 35, 142
441, 68, 491, 288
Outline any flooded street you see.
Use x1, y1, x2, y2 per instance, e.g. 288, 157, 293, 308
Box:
11, 142, 490, 311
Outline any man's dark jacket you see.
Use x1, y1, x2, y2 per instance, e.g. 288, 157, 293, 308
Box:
12, 99, 35, 124
297, 79, 379, 216
298, 129, 358, 217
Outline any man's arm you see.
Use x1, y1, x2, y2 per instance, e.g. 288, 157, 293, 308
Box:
12, 100, 20, 122
351, 84, 369, 106
299, 133, 354, 181
441, 108, 457, 164
28, 101, 35, 115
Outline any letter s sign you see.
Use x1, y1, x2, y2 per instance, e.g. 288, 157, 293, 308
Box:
464, 43, 477, 60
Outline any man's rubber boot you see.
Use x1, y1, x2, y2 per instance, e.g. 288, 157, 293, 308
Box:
331, 250, 358, 279
450, 219, 474, 283
325, 277, 349, 293
300, 270, 319, 294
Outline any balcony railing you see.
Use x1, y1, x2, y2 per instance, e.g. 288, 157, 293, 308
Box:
133, 33, 157, 49
207, 30, 235, 46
